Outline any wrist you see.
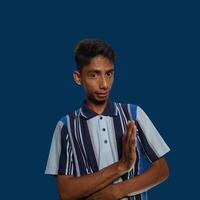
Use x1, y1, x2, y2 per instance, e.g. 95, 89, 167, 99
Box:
117, 161, 128, 175
118, 159, 136, 174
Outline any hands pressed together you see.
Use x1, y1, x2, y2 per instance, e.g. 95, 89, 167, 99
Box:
119, 120, 137, 172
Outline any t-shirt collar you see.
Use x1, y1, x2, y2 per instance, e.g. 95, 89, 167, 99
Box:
80, 100, 118, 119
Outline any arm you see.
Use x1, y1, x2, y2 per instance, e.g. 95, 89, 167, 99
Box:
116, 156, 169, 198
86, 157, 169, 200
58, 162, 123, 200
57, 121, 137, 200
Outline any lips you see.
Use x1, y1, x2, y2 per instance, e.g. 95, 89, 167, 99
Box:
95, 92, 109, 97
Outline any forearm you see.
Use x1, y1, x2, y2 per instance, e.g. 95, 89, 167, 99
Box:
58, 162, 125, 200
114, 157, 169, 198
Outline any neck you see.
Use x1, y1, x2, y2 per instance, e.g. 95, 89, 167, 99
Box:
85, 99, 108, 114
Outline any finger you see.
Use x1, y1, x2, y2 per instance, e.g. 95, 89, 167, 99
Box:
129, 123, 137, 149
126, 120, 134, 143
123, 120, 131, 141
132, 124, 137, 148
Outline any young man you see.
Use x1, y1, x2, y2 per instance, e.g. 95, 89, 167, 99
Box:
45, 39, 170, 200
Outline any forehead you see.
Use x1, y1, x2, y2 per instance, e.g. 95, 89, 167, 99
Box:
83, 55, 114, 72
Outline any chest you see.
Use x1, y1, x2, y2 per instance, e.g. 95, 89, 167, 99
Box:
87, 116, 119, 169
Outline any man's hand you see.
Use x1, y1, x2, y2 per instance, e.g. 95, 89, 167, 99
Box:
119, 120, 137, 172
85, 184, 119, 200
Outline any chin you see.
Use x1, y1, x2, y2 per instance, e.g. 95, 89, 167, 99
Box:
89, 96, 108, 105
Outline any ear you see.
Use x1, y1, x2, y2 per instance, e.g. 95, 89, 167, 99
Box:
73, 70, 82, 85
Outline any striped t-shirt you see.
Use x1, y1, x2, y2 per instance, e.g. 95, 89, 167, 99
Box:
45, 101, 170, 200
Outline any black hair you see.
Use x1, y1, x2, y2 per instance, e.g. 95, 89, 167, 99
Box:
74, 39, 116, 71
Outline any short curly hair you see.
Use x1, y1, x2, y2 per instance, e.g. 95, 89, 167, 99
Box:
74, 39, 116, 71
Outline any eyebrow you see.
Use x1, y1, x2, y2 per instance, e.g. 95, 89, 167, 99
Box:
87, 69, 115, 74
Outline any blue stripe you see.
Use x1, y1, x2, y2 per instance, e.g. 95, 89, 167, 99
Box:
60, 116, 67, 125
58, 125, 69, 174
113, 110, 124, 161
129, 104, 137, 120
69, 115, 88, 175
136, 122, 159, 162
75, 117, 91, 172
137, 134, 146, 173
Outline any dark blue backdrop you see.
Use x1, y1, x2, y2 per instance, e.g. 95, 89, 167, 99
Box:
1, 0, 199, 199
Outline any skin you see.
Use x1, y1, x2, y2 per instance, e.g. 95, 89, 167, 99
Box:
57, 55, 169, 200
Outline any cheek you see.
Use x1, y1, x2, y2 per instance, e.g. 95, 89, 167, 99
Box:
83, 80, 97, 92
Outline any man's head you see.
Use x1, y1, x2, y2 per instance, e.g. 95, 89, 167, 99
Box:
73, 39, 116, 105
74, 39, 116, 72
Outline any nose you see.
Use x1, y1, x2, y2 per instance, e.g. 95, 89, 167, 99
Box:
99, 75, 108, 90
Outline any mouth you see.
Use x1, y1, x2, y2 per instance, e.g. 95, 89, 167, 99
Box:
95, 92, 109, 98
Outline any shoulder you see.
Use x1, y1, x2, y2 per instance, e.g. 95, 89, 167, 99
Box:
114, 102, 138, 119
114, 101, 139, 112
114, 102, 136, 108
57, 107, 82, 126
114, 102, 145, 120
114, 102, 138, 107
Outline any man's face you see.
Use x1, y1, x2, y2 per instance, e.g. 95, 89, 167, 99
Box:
74, 55, 114, 104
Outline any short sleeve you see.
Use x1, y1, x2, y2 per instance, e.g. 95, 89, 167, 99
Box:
131, 105, 170, 162
45, 119, 75, 176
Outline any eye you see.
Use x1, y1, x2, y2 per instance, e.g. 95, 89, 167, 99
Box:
89, 73, 97, 78
106, 71, 114, 77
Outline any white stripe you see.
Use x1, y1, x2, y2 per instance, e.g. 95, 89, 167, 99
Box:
136, 106, 170, 158
87, 119, 100, 165
45, 121, 63, 175
65, 133, 70, 174
137, 136, 152, 163
69, 146, 73, 174
116, 105, 125, 133
66, 115, 81, 176
77, 113, 91, 173
118, 103, 128, 128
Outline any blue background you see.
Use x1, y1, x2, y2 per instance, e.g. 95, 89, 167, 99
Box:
1, 0, 199, 199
